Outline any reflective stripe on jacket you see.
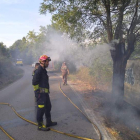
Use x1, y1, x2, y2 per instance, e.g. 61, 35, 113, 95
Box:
32, 65, 49, 93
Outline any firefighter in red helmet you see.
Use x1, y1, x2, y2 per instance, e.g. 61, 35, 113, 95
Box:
32, 55, 57, 131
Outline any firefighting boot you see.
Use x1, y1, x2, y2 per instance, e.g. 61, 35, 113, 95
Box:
38, 122, 50, 131
46, 118, 57, 127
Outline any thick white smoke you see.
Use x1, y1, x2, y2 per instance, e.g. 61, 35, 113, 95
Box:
43, 29, 112, 69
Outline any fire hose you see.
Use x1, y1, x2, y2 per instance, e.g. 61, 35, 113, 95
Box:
0, 83, 102, 140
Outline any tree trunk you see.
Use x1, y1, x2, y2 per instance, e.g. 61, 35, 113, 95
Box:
112, 58, 127, 99
111, 42, 127, 104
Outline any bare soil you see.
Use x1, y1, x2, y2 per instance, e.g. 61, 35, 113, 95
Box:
68, 80, 140, 140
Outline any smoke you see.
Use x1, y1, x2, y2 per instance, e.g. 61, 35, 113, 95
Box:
43, 30, 140, 135
8, 27, 140, 135
43, 29, 112, 69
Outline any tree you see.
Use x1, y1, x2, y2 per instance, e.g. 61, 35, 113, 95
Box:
0, 42, 10, 58
9, 26, 55, 64
10, 39, 24, 60
0, 42, 11, 75
40, 0, 140, 102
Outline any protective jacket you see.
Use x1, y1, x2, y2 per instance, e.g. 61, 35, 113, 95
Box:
32, 65, 49, 94
61, 65, 69, 75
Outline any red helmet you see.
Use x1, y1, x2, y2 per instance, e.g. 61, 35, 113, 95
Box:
39, 55, 51, 62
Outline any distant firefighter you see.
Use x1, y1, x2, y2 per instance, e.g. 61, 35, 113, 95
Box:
61, 62, 69, 85
32, 63, 40, 76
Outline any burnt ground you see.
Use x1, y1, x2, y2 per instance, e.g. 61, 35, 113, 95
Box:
68, 80, 140, 140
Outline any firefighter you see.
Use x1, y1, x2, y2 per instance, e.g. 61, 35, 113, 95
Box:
32, 63, 40, 76
61, 62, 69, 85
32, 63, 40, 103
32, 55, 57, 131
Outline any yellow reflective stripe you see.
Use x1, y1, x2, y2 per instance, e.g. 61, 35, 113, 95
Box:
42, 124, 46, 128
40, 88, 49, 93
33, 86, 49, 93
38, 105, 44, 108
33, 84, 39, 91
45, 88, 49, 93
41, 122, 46, 128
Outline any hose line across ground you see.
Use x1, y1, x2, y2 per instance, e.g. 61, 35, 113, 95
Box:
0, 83, 99, 140
59, 83, 102, 140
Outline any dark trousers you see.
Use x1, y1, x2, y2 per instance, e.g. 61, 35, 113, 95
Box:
37, 93, 52, 122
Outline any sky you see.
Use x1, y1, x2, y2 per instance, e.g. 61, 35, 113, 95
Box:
0, 0, 52, 48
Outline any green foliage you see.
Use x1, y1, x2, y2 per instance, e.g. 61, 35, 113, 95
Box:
130, 41, 140, 59
0, 42, 23, 88
0, 59, 24, 89
90, 59, 113, 85
40, 0, 139, 42
40, 0, 140, 63
0, 43, 11, 75
40, 0, 140, 99
0, 42, 10, 59
9, 26, 55, 64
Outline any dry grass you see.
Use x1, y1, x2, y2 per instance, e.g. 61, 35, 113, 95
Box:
69, 66, 112, 92
68, 73, 140, 140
